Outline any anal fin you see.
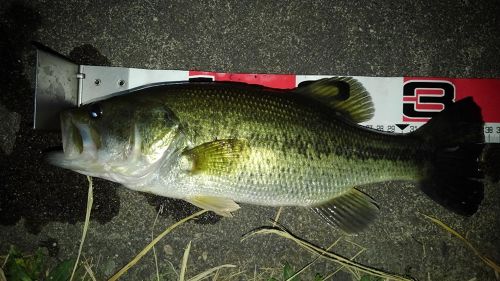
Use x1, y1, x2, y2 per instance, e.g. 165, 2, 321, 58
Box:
312, 188, 379, 233
187, 195, 240, 217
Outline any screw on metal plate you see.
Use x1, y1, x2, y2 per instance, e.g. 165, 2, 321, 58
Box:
79, 65, 131, 104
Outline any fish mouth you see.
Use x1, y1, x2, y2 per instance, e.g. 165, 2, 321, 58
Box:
47, 112, 100, 170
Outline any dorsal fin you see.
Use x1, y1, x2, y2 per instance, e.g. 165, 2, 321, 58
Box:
295, 77, 374, 123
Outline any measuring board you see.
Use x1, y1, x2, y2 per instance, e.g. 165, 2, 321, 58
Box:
189, 71, 500, 143
34, 47, 500, 142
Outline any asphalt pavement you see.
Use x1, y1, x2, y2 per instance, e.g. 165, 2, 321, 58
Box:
0, 1, 499, 280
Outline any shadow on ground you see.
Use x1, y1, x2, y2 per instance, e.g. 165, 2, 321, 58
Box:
0, 3, 120, 234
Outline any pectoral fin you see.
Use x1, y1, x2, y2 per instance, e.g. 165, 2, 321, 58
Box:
187, 195, 240, 217
295, 77, 374, 123
181, 139, 250, 174
311, 188, 379, 233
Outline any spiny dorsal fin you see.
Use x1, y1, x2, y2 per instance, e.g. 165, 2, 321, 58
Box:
295, 78, 350, 101
311, 188, 379, 233
181, 139, 250, 174
295, 77, 374, 123
186, 195, 240, 217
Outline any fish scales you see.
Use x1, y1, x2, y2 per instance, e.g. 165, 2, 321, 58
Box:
140, 83, 424, 206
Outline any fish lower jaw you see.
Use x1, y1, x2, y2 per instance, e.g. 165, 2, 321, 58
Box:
47, 150, 97, 171
48, 151, 159, 188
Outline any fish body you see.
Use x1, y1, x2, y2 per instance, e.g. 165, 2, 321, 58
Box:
49, 78, 484, 232
134, 82, 423, 204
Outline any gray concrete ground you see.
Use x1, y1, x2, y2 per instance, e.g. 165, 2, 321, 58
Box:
1, 1, 499, 280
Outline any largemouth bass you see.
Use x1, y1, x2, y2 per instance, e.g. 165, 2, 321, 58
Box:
48, 78, 484, 232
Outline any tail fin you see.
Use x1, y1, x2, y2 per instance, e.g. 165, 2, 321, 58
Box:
481, 144, 500, 182
412, 97, 484, 216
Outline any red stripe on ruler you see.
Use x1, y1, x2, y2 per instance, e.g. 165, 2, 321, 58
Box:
404, 77, 500, 123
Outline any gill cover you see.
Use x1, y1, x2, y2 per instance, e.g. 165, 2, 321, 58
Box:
49, 96, 182, 186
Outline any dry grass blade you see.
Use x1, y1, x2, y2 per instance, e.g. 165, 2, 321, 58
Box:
287, 237, 342, 281
242, 226, 413, 281
286, 259, 315, 281
0, 268, 6, 281
421, 213, 500, 273
217, 269, 245, 281
187, 264, 236, 281
83, 260, 98, 281
323, 241, 366, 280
212, 267, 221, 281
166, 259, 180, 279
70, 176, 94, 281
152, 205, 164, 281
179, 240, 236, 281
1, 253, 9, 269
273, 207, 283, 227
180, 241, 192, 281
108, 209, 208, 281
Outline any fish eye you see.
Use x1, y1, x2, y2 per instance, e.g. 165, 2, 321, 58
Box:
89, 103, 103, 119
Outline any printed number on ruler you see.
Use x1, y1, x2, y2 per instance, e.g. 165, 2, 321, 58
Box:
484, 124, 500, 143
